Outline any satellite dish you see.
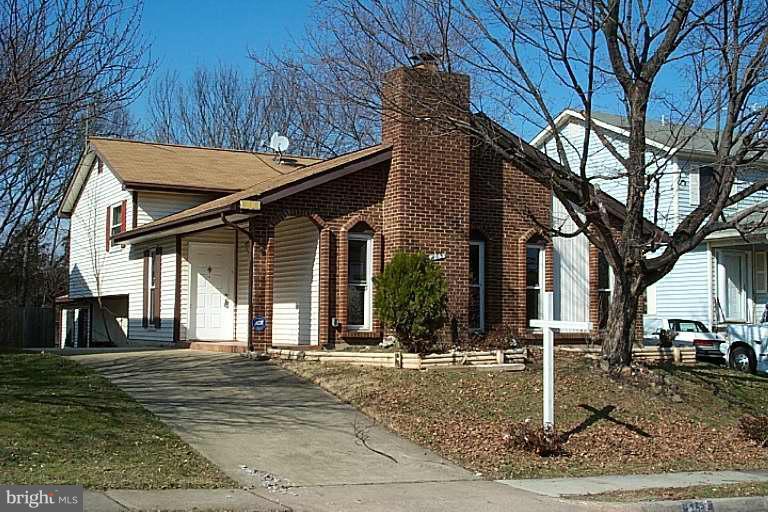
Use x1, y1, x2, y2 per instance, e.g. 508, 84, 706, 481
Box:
268, 131, 290, 155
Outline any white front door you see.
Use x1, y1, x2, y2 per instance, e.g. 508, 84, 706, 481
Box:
189, 243, 235, 340
718, 250, 749, 322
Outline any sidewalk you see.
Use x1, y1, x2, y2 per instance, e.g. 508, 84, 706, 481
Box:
85, 488, 289, 512
498, 469, 768, 497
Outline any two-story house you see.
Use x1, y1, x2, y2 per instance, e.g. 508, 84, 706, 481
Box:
57, 61, 649, 351
532, 110, 768, 332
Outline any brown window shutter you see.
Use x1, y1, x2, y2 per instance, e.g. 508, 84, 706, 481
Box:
105, 206, 111, 252
97, 159, 103, 174
120, 199, 127, 233
142, 250, 149, 328
154, 247, 162, 328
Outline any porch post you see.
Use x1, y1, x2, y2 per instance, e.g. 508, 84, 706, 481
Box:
318, 227, 331, 347
173, 235, 182, 343
706, 242, 714, 329
250, 218, 274, 352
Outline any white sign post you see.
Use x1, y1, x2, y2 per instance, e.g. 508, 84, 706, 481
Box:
529, 292, 592, 430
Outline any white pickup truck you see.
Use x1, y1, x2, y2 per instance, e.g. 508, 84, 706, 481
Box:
720, 324, 768, 374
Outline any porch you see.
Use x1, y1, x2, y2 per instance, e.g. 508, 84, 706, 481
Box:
121, 212, 383, 352
707, 235, 768, 326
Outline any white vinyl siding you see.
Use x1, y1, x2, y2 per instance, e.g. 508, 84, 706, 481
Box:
136, 191, 217, 225
551, 197, 590, 327
537, 116, 768, 327
539, 121, 679, 232
68, 162, 133, 299
127, 237, 177, 342
679, 162, 768, 225
272, 217, 320, 346
654, 245, 710, 323
67, 161, 221, 344
235, 233, 250, 342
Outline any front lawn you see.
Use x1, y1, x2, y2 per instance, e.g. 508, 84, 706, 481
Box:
0, 353, 234, 489
280, 353, 768, 479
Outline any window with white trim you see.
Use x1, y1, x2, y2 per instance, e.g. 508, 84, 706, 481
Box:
597, 252, 613, 329
110, 203, 123, 238
469, 240, 485, 331
348, 233, 373, 330
526, 243, 546, 326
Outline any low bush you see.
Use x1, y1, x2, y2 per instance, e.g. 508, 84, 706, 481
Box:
505, 420, 567, 457
373, 251, 448, 354
739, 415, 768, 447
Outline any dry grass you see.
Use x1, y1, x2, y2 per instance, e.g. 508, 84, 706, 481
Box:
280, 353, 768, 479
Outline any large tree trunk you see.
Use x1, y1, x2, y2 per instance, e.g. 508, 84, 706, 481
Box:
600, 277, 641, 369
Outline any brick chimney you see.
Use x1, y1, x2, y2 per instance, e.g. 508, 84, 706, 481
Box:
381, 55, 471, 332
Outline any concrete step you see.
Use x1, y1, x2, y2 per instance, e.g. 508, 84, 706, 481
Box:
188, 341, 248, 353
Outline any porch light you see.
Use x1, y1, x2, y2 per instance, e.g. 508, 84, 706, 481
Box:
239, 199, 261, 212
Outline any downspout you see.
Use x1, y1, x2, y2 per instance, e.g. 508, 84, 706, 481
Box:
220, 211, 256, 352
707, 242, 714, 329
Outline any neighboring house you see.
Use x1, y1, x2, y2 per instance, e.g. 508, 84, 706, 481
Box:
57, 60, 643, 351
532, 110, 768, 331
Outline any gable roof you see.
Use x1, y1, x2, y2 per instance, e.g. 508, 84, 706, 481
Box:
587, 111, 720, 155
475, 113, 668, 241
114, 115, 664, 244
58, 137, 320, 217
530, 109, 673, 153
113, 144, 392, 244
532, 109, 765, 163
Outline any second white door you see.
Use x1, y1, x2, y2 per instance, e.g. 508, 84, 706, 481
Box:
272, 217, 320, 346
718, 250, 748, 322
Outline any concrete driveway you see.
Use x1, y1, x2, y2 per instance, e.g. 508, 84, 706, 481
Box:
71, 350, 603, 512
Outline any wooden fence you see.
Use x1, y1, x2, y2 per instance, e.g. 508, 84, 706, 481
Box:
576, 345, 698, 364
0, 307, 55, 349
267, 347, 527, 370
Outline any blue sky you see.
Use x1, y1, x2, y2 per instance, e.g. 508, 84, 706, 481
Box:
133, 0, 313, 123
132, 2, 684, 140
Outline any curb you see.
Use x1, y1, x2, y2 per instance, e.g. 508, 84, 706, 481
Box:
611, 495, 768, 512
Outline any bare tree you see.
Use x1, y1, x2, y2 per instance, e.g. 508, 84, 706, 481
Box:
0, 0, 150, 306
275, 0, 768, 369
148, 62, 378, 157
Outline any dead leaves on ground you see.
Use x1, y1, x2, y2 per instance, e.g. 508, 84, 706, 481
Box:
281, 356, 768, 479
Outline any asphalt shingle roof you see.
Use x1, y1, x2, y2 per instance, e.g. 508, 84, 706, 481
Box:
90, 137, 320, 193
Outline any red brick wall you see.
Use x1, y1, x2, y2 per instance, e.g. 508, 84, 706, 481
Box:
248, 65, 643, 350
249, 163, 388, 350
381, 66, 472, 334
469, 144, 554, 337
